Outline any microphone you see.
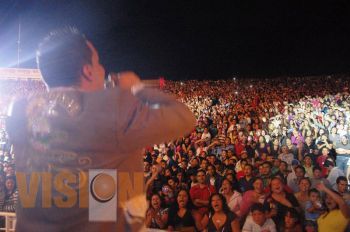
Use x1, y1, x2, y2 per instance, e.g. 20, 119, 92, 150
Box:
105, 72, 165, 89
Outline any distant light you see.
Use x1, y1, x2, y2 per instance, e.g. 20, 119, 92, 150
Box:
180, 82, 184, 86
234, 91, 238, 95
250, 85, 253, 88
233, 77, 236, 81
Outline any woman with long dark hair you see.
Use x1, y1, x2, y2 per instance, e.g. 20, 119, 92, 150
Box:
203, 193, 240, 232
220, 178, 242, 217
145, 193, 168, 229
167, 189, 206, 231
2, 175, 17, 212
279, 208, 303, 232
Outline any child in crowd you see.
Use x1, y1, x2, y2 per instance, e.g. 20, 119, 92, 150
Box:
305, 188, 324, 222
280, 208, 303, 232
304, 188, 324, 231
242, 203, 276, 232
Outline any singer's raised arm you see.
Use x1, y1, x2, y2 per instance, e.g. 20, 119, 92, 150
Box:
115, 87, 196, 153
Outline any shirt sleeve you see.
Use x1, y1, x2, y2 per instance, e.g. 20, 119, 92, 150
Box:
167, 208, 175, 227
242, 215, 253, 232
268, 219, 277, 232
115, 88, 196, 153
287, 193, 300, 207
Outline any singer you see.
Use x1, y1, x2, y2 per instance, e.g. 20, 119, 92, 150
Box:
6, 27, 196, 231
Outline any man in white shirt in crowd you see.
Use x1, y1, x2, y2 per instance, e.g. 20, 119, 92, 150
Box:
324, 159, 345, 189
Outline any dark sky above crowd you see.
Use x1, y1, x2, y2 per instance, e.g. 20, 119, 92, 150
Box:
1, 0, 350, 80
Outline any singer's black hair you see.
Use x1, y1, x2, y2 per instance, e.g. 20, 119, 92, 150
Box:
36, 26, 92, 88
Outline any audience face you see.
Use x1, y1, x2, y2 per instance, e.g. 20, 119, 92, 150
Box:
200, 160, 208, 170
252, 209, 266, 226
207, 165, 215, 176
321, 148, 329, 156
279, 162, 287, 173
190, 158, 198, 168
337, 180, 348, 193
298, 179, 310, 193
262, 163, 271, 176
313, 169, 322, 179
253, 179, 264, 194
273, 159, 281, 168
295, 167, 305, 179
309, 191, 320, 203
221, 179, 233, 195
211, 194, 224, 213
176, 172, 183, 182
164, 169, 172, 177
144, 162, 151, 172
281, 146, 288, 154
151, 165, 158, 175
225, 173, 234, 183
177, 190, 189, 209
160, 161, 167, 169
303, 156, 312, 166
244, 165, 252, 177
284, 211, 298, 229
5, 178, 15, 192
325, 194, 337, 210
271, 178, 284, 194
341, 136, 348, 145
168, 179, 176, 189
196, 171, 205, 185
150, 194, 161, 210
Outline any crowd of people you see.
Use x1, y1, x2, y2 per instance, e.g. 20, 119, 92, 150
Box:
0, 125, 18, 215
0, 79, 45, 115
0, 80, 45, 218
143, 76, 350, 231
1, 76, 350, 231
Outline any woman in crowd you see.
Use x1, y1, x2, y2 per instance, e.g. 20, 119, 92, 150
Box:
167, 189, 206, 231
294, 177, 311, 210
264, 177, 300, 228
256, 136, 270, 157
2, 175, 17, 212
279, 208, 303, 232
316, 182, 350, 232
145, 193, 168, 229
220, 178, 242, 217
240, 178, 266, 217
270, 138, 281, 159
285, 138, 298, 160
203, 193, 240, 232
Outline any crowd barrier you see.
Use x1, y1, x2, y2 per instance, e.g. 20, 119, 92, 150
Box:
0, 212, 16, 232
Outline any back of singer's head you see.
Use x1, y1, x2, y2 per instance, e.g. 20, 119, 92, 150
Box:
36, 27, 94, 89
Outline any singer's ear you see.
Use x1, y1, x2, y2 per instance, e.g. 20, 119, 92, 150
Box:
81, 64, 93, 82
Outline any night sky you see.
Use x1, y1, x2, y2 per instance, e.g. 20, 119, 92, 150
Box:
1, 0, 350, 80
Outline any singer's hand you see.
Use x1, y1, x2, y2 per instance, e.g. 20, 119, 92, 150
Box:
115, 71, 142, 90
